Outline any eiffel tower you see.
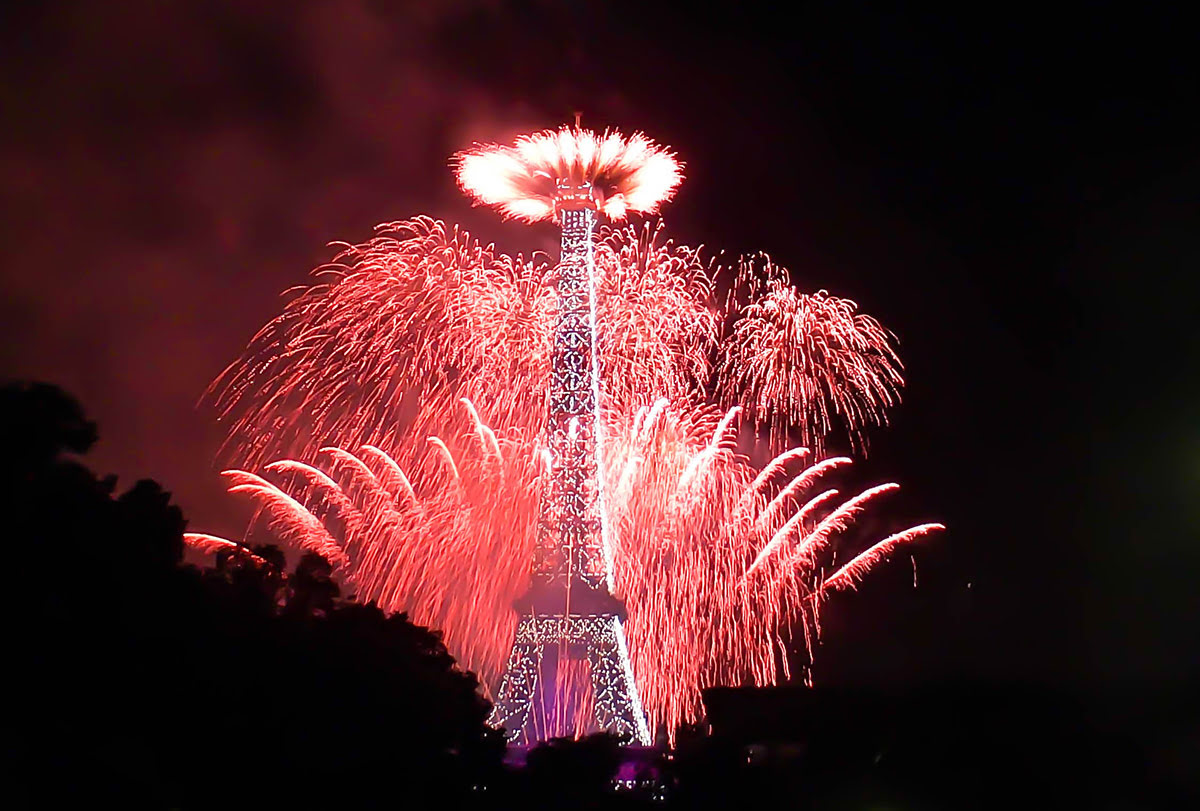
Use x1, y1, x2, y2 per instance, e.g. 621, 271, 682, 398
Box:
488, 183, 651, 745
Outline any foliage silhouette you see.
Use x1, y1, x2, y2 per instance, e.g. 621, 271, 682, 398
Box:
4, 381, 501, 807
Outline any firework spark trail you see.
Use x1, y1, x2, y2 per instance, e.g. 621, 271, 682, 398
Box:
317, 447, 405, 569
746, 487, 841, 578
789, 482, 901, 570
310, 412, 541, 684
675, 406, 740, 497
821, 523, 946, 594
208, 217, 544, 469
756, 456, 853, 532
359, 444, 419, 509
183, 532, 270, 567
200, 129, 940, 738
460, 398, 503, 460
183, 532, 241, 554
742, 446, 811, 501
265, 460, 367, 537
220, 472, 348, 568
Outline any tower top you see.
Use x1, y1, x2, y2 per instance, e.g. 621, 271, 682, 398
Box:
453, 126, 683, 223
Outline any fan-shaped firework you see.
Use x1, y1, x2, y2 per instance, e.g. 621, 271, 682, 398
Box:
454, 126, 683, 222
212, 399, 941, 734
204, 209, 938, 738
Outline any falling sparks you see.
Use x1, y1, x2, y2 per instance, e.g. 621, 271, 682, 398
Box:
199, 128, 941, 740
719, 258, 904, 454
215, 407, 927, 736
182, 532, 267, 566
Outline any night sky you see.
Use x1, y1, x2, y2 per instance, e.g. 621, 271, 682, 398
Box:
2, 2, 1196, 701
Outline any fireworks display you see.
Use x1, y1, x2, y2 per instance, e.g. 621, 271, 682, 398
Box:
720, 259, 904, 455
199, 126, 941, 741
455, 126, 682, 222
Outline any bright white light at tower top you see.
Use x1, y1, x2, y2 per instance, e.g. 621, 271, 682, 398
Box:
453, 126, 684, 222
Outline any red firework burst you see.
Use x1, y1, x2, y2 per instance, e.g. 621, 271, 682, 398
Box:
197, 128, 939, 740
719, 258, 904, 454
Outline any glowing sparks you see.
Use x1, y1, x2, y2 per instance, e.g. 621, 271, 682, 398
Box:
182, 532, 267, 566
821, 523, 947, 593
197, 127, 941, 740
183, 531, 239, 554
220, 471, 349, 568
214, 405, 936, 736
719, 259, 904, 454
454, 127, 683, 222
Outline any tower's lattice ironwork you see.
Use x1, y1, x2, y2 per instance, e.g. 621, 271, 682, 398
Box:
490, 190, 651, 745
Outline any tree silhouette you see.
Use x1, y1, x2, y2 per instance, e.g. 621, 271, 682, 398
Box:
283, 551, 340, 619
520, 733, 626, 806
3, 381, 502, 807
1, 381, 97, 468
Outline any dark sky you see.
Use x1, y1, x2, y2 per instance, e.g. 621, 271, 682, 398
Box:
2, 1, 1196, 697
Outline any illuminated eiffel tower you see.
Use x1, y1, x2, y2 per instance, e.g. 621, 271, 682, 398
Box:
455, 124, 681, 744
488, 186, 650, 744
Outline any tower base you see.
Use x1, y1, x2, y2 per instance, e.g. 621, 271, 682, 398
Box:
490, 613, 651, 745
